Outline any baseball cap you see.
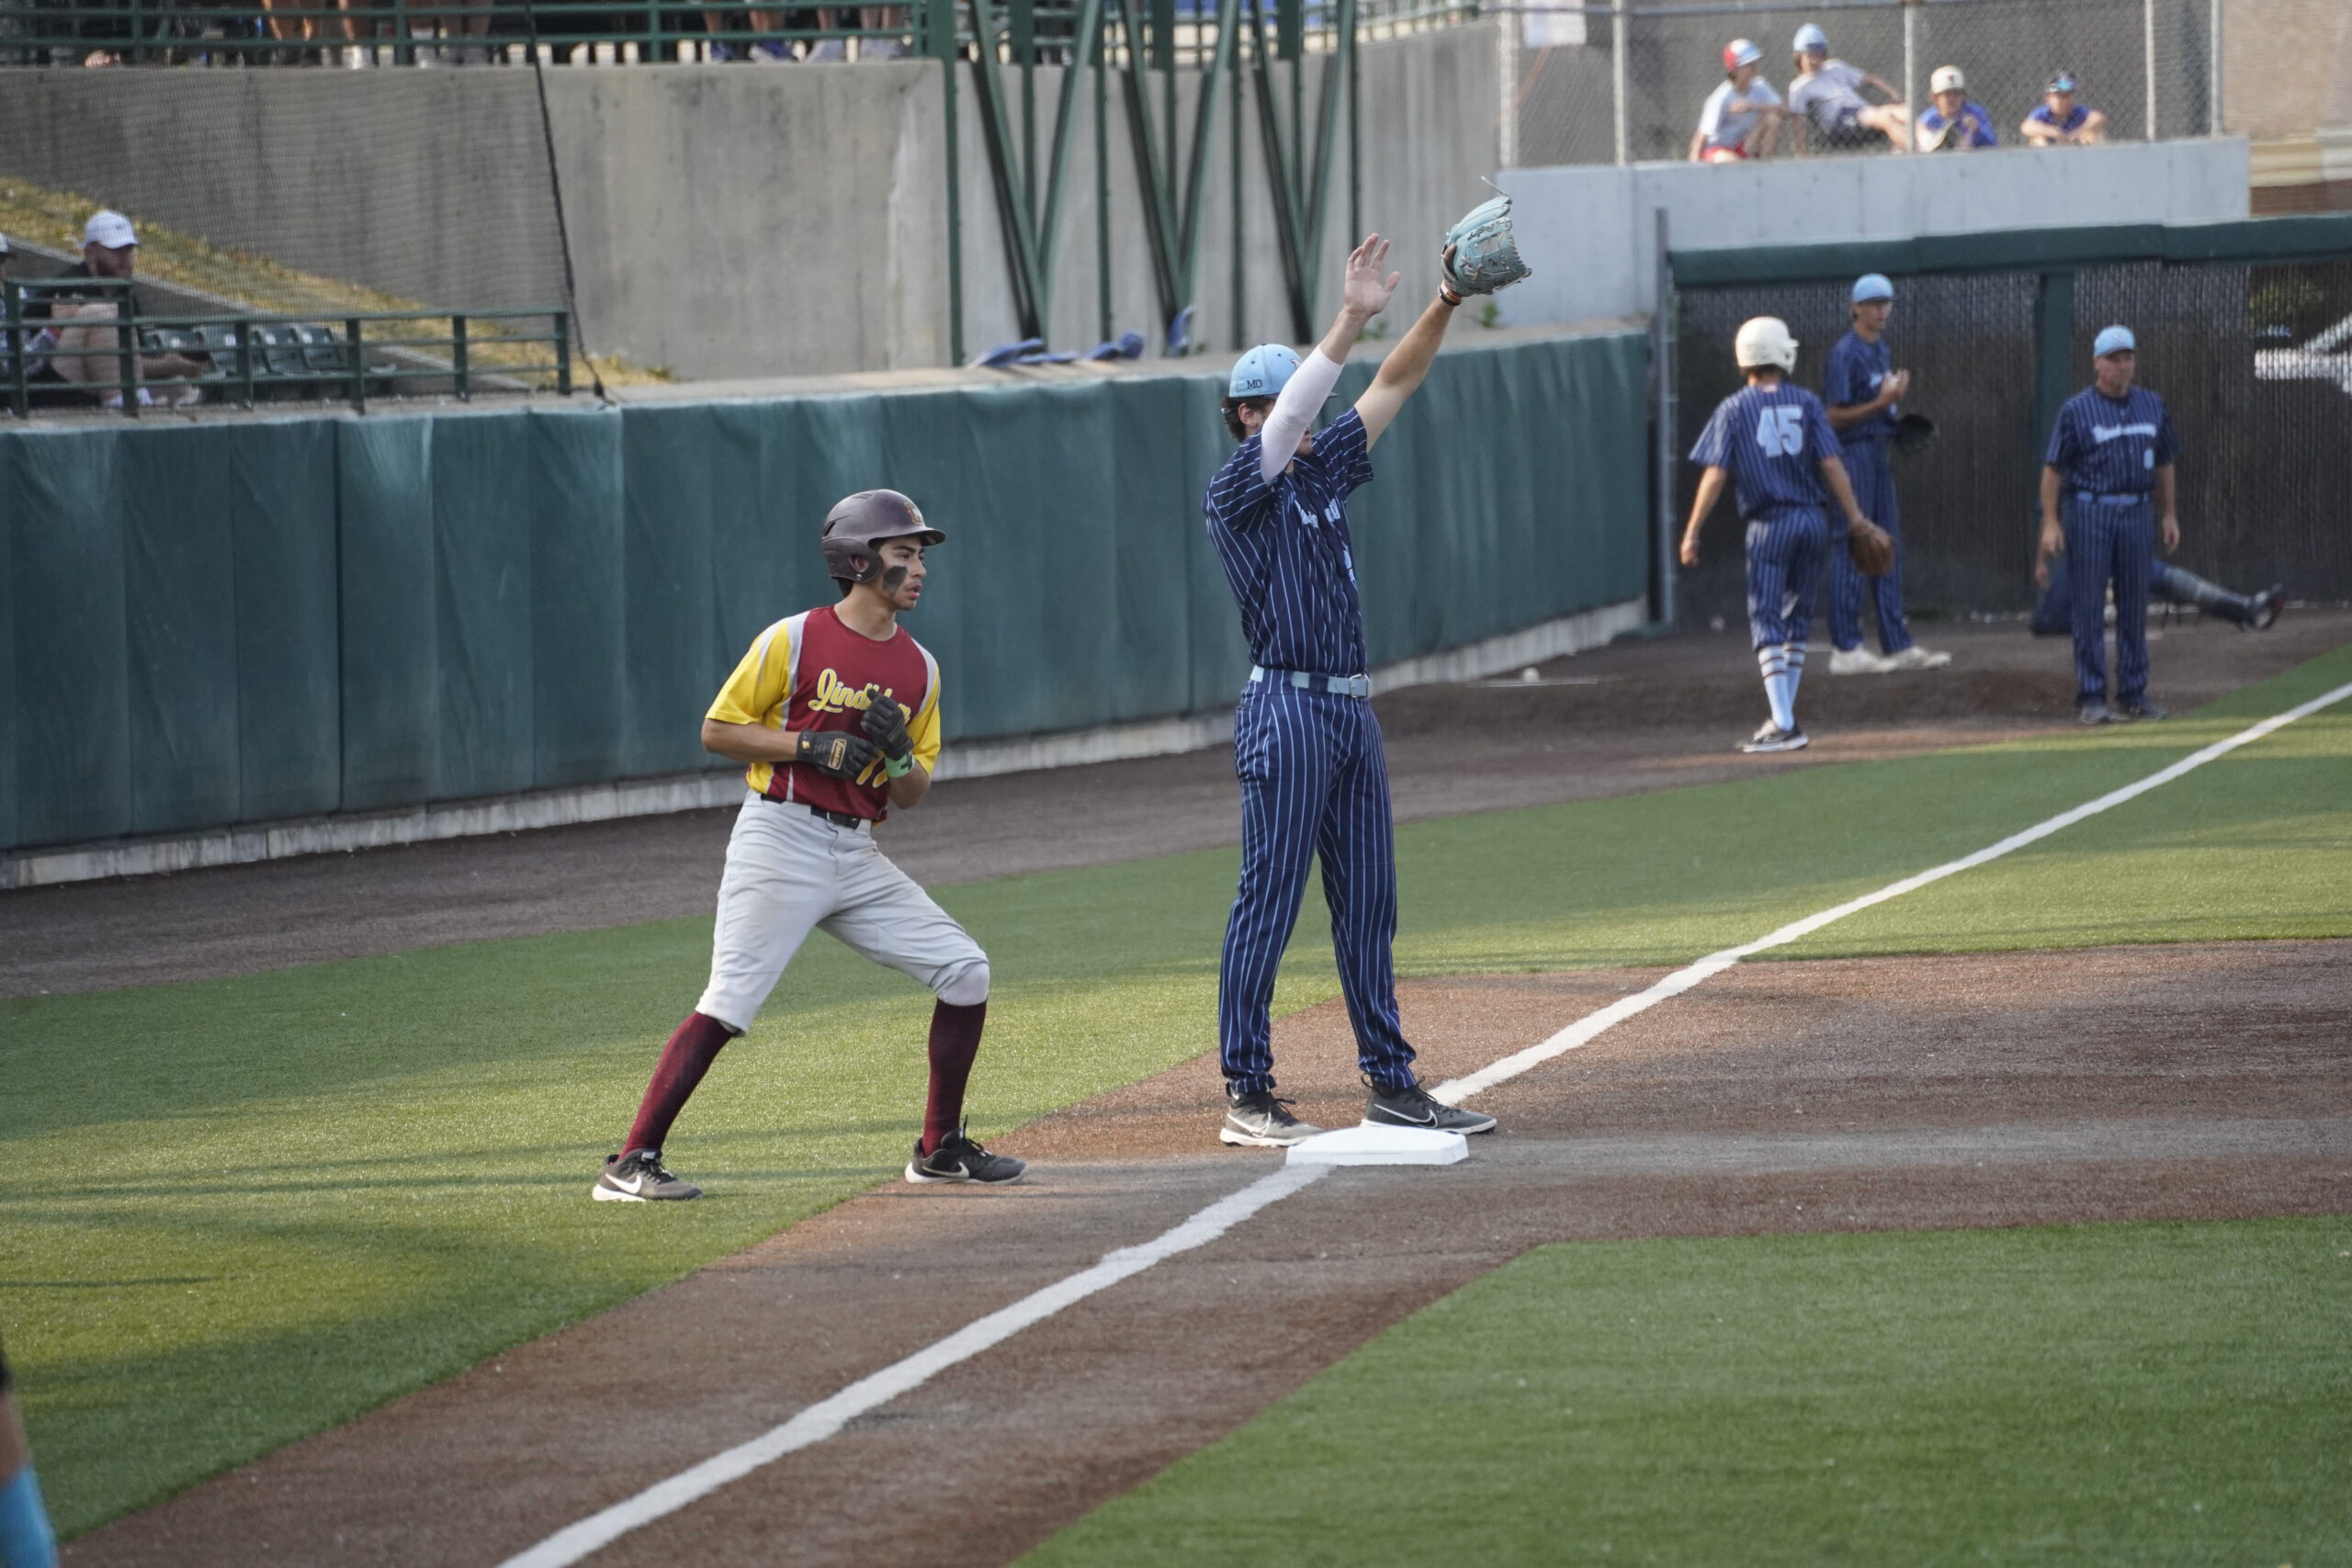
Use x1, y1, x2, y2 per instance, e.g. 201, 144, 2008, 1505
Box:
1929, 64, 1965, 93
82, 209, 137, 249
2093, 324, 2136, 357
1723, 38, 1763, 70
1851, 273, 1894, 304
1792, 23, 1827, 53
1228, 343, 1301, 400
2046, 71, 2079, 93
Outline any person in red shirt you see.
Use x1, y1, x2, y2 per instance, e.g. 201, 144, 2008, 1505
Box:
594, 490, 1021, 1201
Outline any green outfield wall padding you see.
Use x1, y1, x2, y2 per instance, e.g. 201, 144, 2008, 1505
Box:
1669, 215, 2352, 288
1, 328, 1648, 854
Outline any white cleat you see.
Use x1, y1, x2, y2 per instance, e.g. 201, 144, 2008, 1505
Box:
1885, 645, 1952, 670
1826, 647, 1896, 675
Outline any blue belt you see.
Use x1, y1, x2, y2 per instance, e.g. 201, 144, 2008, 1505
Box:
1250, 665, 1373, 699
2075, 491, 2149, 506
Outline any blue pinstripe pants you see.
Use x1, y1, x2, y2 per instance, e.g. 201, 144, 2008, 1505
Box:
1826, 440, 1915, 655
1217, 682, 1418, 1096
1745, 507, 1828, 650
2064, 497, 2154, 706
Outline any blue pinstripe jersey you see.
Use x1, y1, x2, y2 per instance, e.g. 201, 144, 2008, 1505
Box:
1204, 407, 1376, 676
1823, 331, 1897, 443
1690, 381, 1843, 520
2045, 385, 2181, 494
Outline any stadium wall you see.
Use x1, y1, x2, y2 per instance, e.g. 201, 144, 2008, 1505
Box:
0, 23, 1499, 381
1498, 139, 2252, 330
0, 324, 1647, 863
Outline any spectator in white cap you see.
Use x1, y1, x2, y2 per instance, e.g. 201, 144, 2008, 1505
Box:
1690, 39, 1783, 164
1916, 65, 1996, 151
2020, 72, 2107, 146
1787, 23, 1909, 153
23, 209, 206, 409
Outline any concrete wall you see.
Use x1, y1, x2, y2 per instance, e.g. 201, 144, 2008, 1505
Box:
0, 24, 1499, 380
2222, 0, 2352, 141
1497, 137, 2252, 328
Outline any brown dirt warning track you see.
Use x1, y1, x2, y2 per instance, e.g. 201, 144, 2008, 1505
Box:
64, 941, 2352, 1568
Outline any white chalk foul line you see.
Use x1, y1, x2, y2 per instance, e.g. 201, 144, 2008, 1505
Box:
1433, 678, 2352, 1106
496, 1162, 1329, 1568
500, 677, 2349, 1567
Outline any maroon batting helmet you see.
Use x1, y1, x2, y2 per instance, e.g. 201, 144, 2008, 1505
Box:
820, 490, 944, 585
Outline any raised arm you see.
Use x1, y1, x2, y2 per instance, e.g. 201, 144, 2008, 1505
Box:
1257, 234, 1397, 481
1355, 289, 1458, 448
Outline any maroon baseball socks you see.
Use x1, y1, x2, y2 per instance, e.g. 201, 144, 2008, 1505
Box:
621, 1010, 735, 1156
920, 1000, 987, 1155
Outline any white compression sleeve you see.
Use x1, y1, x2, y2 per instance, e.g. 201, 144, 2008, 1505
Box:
1256, 349, 1345, 484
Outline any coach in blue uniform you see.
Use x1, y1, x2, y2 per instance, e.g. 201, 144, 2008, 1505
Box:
1822, 274, 1949, 674
2037, 325, 2183, 723
1681, 316, 1879, 753
1202, 234, 1496, 1148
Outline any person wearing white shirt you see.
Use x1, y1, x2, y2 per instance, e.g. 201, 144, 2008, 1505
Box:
1690, 39, 1784, 163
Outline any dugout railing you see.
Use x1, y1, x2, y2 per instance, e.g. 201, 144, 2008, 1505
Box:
1657, 213, 2352, 631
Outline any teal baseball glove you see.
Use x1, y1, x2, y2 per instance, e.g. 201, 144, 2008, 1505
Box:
1441, 195, 1532, 301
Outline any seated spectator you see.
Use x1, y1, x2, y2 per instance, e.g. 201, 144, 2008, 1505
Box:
1690, 39, 1783, 164
1916, 64, 1997, 151
2020, 73, 2108, 146
23, 210, 206, 408
1787, 22, 1909, 153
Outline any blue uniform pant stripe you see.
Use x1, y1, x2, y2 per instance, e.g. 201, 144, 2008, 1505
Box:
2064, 501, 2154, 706
1826, 441, 1914, 654
1744, 509, 1827, 651
1217, 686, 1417, 1096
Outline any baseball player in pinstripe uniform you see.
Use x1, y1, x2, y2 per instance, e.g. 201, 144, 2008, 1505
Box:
1822, 273, 1949, 674
594, 490, 1022, 1201
1202, 233, 1497, 1147
1680, 316, 1881, 753
2037, 325, 2184, 723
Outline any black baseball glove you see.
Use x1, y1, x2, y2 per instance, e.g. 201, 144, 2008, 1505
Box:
797, 728, 882, 780
1892, 412, 1936, 455
862, 690, 914, 762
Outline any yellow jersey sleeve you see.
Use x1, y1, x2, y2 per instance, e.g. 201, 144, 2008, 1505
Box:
910, 645, 944, 774
707, 616, 798, 728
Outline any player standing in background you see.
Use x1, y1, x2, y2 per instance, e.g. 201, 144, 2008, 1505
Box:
1822, 273, 1950, 674
1204, 233, 1498, 1147
2037, 326, 2184, 724
594, 491, 1021, 1201
0, 1340, 57, 1568
1680, 316, 1881, 753
1690, 39, 1783, 164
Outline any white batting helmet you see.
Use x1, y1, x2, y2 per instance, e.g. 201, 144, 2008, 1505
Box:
1734, 316, 1799, 373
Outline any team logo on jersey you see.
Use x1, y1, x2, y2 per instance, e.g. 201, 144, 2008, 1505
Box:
805, 668, 899, 716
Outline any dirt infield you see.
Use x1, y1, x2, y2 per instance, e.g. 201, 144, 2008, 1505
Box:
67, 939, 2352, 1568
7, 611, 2346, 999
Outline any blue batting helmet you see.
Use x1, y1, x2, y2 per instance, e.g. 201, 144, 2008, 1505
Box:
1228, 343, 1300, 400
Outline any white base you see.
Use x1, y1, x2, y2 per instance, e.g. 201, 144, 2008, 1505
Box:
1284, 1124, 1469, 1167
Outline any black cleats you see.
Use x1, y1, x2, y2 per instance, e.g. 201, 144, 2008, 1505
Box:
2115, 700, 2168, 722
1220, 1090, 1322, 1147
906, 1130, 1027, 1185
594, 1148, 703, 1202
1740, 723, 1809, 753
1364, 1081, 1498, 1135
2078, 703, 2113, 726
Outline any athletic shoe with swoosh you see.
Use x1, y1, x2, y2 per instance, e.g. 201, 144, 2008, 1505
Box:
906, 1130, 1027, 1185
1221, 1090, 1321, 1147
1364, 1081, 1497, 1135
594, 1148, 703, 1201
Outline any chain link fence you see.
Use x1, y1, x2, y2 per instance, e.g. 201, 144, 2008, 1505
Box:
1668, 254, 2352, 633
1507, 0, 2222, 168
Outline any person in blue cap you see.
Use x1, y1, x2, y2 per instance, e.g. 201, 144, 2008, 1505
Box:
2020, 72, 2108, 145
1202, 231, 1498, 1148
1822, 273, 1949, 674
2038, 325, 2183, 723
1787, 23, 1910, 153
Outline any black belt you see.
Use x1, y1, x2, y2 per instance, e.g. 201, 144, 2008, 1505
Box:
759, 794, 873, 831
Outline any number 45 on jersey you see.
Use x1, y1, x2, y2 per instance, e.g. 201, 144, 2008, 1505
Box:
1756, 405, 1805, 456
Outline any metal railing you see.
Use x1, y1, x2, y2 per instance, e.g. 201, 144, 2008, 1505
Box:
1, 278, 571, 415
1502, 0, 2222, 169
0, 0, 1470, 65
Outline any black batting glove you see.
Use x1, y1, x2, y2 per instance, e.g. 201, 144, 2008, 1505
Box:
861, 690, 915, 763
796, 728, 882, 780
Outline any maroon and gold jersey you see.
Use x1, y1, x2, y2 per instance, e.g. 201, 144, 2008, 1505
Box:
706, 604, 943, 821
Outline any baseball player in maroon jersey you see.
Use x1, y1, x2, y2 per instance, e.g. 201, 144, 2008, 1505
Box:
594, 491, 1020, 1201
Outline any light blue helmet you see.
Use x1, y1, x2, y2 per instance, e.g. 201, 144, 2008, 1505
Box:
1228, 343, 1300, 400
1793, 22, 1827, 52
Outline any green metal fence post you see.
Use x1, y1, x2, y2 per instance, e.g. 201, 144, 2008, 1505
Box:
556, 310, 574, 394
453, 313, 470, 400
347, 316, 367, 412
115, 308, 139, 418
2030, 267, 2075, 587
3, 282, 25, 420
394, 0, 410, 64
236, 319, 256, 409
937, 0, 967, 366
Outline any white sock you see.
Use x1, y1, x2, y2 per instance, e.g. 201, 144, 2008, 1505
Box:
1783, 643, 1805, 719
1765, 672, 1795, 731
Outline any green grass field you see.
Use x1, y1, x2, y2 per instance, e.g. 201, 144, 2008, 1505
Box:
5, 644, 2348, 1535
1020, 1218, 2352, 1567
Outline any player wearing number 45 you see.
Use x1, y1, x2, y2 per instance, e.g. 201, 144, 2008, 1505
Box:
1681, 316, 1886, 754
593, 490, 1023, 1202
1822, 273, 1949, 674
2037, 326, 2184, 725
